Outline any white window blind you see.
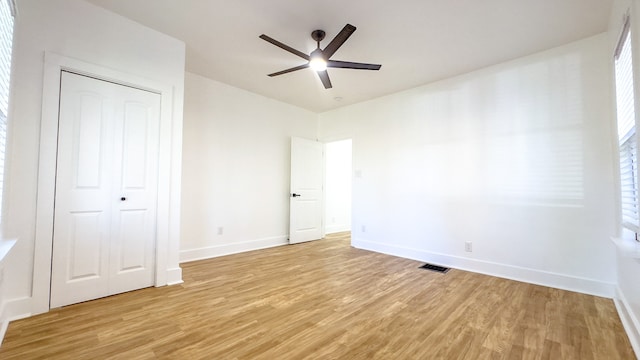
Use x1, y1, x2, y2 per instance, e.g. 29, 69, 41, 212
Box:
0, 1, 12, 116
0, 0, 13, 225
615, 20, 639, 233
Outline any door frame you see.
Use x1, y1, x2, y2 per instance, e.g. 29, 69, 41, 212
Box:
32, 52, 181, 314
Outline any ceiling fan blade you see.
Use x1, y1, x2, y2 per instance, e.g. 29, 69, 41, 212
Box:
317, 70, 332, 89
322, 24, 356, 59
268, 64, 309, 77
327, 60, 381, 70
259, 34, 310, 61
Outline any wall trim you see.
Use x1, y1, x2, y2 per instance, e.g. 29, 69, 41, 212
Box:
0, 296, 31, 345
166, 267, 184, 285
352, 237, 615, 298
614, 286, 640, 358
180, 236, 288, 263
325, 225, 351, 234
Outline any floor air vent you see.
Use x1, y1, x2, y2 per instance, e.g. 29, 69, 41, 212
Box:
420, 263, 450, 273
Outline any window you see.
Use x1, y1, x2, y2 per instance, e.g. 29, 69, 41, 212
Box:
615, 18, 640, 237
0, 0, 13, 224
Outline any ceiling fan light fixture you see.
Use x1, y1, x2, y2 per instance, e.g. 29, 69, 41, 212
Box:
309, 49, 327, 71
260, 24, 381, 89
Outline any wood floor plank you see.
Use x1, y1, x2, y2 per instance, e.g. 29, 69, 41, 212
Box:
0, 232, 635, 359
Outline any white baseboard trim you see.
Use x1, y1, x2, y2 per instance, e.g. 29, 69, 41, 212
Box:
352, 238, 615, 298
166, 267, 184, 285
179, 236, 288, 263
614, 287, 640, 358
0, 296, 31, 345
325, 225, 351, 234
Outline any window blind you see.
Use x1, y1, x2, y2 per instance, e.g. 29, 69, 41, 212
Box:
0, 0, 12, 117
619, 133, 638, 228
0, 0, 12, 225
615, 21, 639, 232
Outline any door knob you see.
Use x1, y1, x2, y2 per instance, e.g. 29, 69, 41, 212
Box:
291, 193, 301, 197
120, 197, 126, 201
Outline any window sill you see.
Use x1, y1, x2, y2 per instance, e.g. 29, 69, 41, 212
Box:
611, 236, 640, 258
0, 238, 16, 264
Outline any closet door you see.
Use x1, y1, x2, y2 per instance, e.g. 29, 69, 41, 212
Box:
50, 71, 160, 308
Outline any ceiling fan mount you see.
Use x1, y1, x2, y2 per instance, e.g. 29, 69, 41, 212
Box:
310, 29, 326, 43
259, 24, 381, 89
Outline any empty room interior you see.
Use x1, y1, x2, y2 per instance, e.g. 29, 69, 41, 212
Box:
0, 0, 639, 358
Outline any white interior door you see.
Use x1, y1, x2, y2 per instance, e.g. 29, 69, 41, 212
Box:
51, 71, 160, 307
289, 137, 324, 244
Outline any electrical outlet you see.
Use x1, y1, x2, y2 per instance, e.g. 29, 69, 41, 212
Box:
361, 225, 366, 233
465, 241, 472, 252
217, 227, 223, 235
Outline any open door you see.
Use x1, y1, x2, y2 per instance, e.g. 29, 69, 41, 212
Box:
289, 137, 323, 244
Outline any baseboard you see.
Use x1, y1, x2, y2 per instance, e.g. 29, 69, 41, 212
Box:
325, 225, 351, 234
614, 287, 640, 358
352, 237, 615, 298
0, 296, 31, 345
165, 267, 183, 285
179, 236, 288, 263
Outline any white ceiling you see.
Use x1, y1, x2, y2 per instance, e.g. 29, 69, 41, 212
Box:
86, 0, 613, 113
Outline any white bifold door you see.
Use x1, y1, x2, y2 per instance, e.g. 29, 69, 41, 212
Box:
51, 71, 160, 308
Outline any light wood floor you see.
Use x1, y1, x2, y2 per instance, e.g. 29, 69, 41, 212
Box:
0, 232, 635, 359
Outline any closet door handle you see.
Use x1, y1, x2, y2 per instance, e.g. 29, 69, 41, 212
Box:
120, 197, 127, 201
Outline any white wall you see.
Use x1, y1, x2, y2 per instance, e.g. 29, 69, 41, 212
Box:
609, 0, 640, 355
0, 0, 629, 350
325, 139, 352, 234
1, 0, 185, 335
319, 34, 617, 297
180, 72, 317, 262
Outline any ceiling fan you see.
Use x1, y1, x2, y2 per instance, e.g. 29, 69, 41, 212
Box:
259, 24, 381, 89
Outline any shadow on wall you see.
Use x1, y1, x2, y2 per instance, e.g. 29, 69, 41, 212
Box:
384, 52, 585, 209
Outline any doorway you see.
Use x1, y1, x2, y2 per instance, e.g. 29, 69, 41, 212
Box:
33, 53, 181, 315
50, 71, 160, 307
324, 139, 352, 234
